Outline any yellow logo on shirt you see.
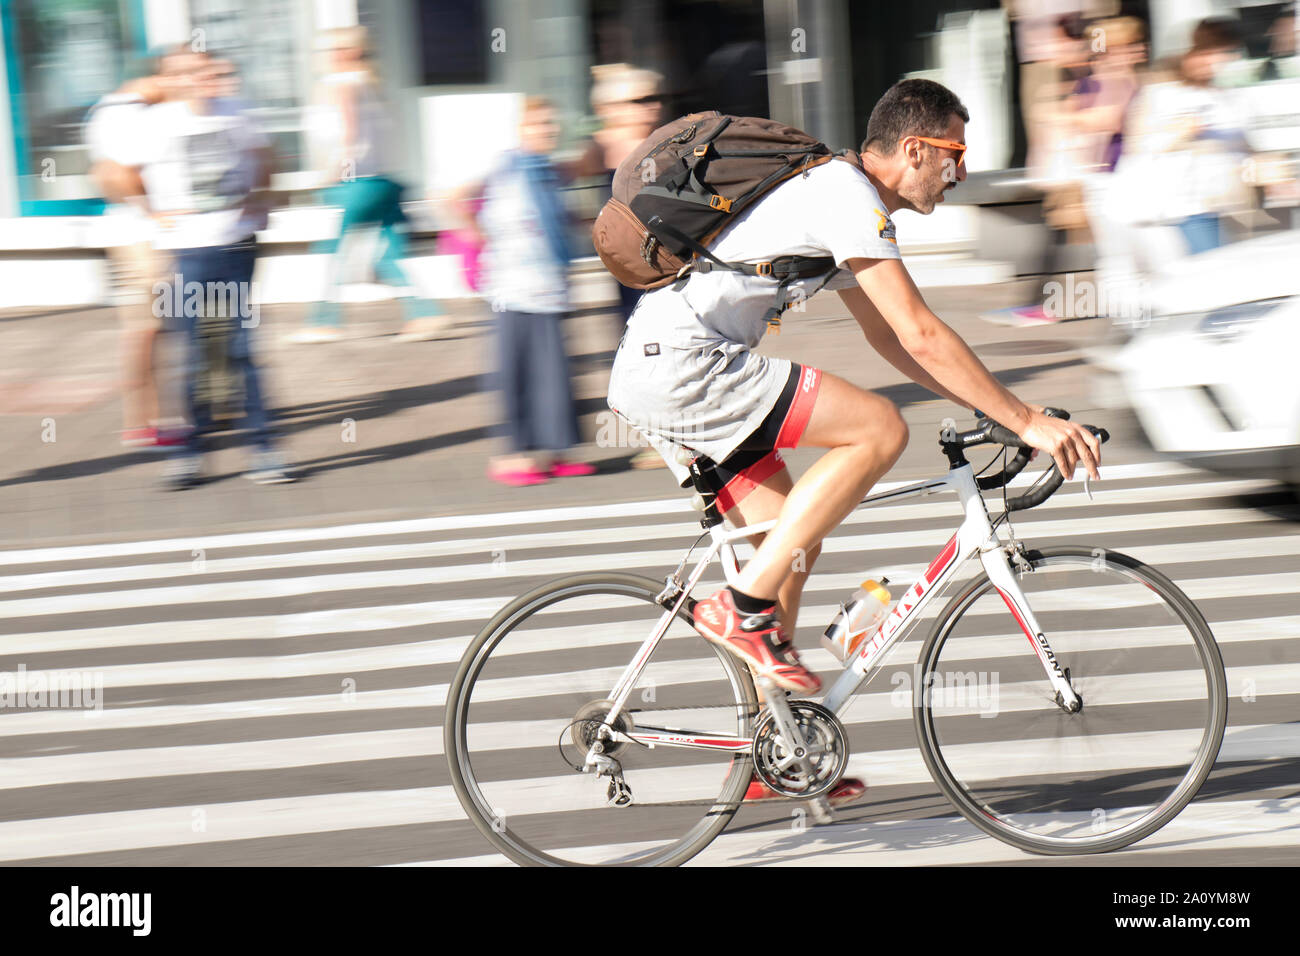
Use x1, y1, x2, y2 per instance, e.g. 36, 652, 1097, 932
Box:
875, 208, 897, 244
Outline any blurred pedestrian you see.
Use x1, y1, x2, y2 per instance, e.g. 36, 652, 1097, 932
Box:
580, 64, 665, 326
142, 47, 295, 488
1082, 17, 1254, 324
1068, 16, 1147, 174
578, 64, 669, 470
984, 8, 1094, 327
289, 26, 447, 344
1119, 17, 1252, 256
86, 70, 182, 449
452, 96, 595, 487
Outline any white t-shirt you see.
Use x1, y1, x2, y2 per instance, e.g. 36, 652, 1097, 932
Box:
85, 94, 155, 247
607, 159, 904, 471
86, 94, 153, 166
309, 71, 391, 180
479, 154, 570, 314
631, 158, 902, 347
140, 99, 269, 249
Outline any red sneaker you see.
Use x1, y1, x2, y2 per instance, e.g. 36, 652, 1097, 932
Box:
692, 589, 821, 695
745, 775, 866, 808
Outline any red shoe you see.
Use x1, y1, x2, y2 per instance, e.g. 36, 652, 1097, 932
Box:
744, 775, 866, 808
692, 589, 821, 695
548, 461, 596, 478
153, 425, 191, 447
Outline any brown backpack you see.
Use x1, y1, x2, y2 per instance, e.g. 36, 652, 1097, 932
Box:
592, 111, 860, 328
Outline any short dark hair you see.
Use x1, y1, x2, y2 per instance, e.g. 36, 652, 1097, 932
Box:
1190, 16, 1242, 55
861, 78, 969, 156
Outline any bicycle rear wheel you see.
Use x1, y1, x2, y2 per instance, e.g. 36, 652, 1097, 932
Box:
445, 572, 757, 866
914, 546, 1227, 854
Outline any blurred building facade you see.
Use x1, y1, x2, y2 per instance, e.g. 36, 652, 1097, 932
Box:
0, 0, 1296, 307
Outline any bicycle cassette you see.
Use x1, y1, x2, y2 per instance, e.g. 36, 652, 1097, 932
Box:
567, 699, 634, 760
751, 701, 848, 799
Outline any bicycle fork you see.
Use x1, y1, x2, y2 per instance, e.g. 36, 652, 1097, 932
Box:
979, 544, 1082, 712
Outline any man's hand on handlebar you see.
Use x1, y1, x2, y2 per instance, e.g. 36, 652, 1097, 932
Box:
1018, 409, 1102, 482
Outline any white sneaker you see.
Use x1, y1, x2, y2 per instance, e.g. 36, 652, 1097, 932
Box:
245, 451, 297, 484
285, 327, 345, 344
393, 315, 454, 342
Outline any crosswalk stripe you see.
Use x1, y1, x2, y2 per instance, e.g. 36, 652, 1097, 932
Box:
0, 460, 1204, 569
0, 724, 1291, 863
0, 476, 1272, 594
2, 657, 1291, 790
1, 507, 1293, 620
2, 569, 1295, 694
3, 611, 1296, 737
415, 797, 1300, 867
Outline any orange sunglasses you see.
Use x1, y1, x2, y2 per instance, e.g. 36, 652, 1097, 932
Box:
913, 135, 967, 166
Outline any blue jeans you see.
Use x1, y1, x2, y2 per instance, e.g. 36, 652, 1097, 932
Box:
173, 238, 276, 459
1178, 213, 1221, 256
493, 309, 580, 453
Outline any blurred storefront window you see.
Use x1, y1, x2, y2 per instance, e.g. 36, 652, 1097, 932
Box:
3, 0, 143, 212
187, 0, 312, 174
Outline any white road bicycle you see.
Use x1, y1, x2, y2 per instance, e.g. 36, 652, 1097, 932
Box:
445, 410, 1228, 866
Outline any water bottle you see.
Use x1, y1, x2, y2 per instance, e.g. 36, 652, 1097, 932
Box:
821, 578, 891, 663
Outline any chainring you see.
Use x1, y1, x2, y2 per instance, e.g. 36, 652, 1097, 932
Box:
751, 701, 849, 799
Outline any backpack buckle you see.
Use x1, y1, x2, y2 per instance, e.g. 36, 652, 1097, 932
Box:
708, 195, 733, 213
693, 146, 709, 158
755, 261, 773, 277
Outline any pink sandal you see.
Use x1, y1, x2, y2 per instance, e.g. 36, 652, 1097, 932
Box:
548, 461, 596, 478
489, 465, 550, 487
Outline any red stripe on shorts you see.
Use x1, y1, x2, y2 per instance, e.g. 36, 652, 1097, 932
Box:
717, 450, 785, 513
775, 366, 821, 449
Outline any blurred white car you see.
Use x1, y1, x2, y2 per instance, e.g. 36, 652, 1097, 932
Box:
1102, 230, 1300, 491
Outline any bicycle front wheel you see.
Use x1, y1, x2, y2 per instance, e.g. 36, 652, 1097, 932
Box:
915, 546, 1227, 854
445, 572, 758, 866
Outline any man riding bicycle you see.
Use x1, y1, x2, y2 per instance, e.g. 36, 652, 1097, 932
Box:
607, 79, 1101, 803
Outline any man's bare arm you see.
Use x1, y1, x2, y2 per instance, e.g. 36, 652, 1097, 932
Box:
848, 256, 1100, 480
837, 284, 970, 409
848, 257, 1031, 427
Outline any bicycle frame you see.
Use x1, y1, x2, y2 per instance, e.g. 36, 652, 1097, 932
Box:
598, 460, 1080, 754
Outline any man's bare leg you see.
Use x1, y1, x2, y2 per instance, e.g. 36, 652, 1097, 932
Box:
722, 468, 821, 636
734, 373, 908, 603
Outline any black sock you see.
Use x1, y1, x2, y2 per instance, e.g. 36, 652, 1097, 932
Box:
728, 586, 775, 615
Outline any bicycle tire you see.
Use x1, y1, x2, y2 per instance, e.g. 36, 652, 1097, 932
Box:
444, 572, 758, 866
914, 545, 1227, 855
